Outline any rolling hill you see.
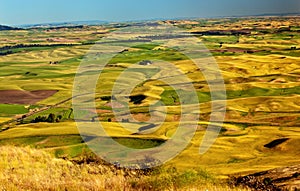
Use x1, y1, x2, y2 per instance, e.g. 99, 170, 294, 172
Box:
0, 24, 20, 31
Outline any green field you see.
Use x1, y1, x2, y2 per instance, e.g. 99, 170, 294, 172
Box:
0, 104, 28, 116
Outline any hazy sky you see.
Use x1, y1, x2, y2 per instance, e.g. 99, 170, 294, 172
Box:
0, 0, 299, 25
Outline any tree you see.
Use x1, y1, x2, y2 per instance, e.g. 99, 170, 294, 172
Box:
56, 115, 62, 122
46, 113, 56, 123
219, 42, 224, 48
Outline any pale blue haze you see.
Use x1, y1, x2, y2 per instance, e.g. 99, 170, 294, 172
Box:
0, 0, 299, 25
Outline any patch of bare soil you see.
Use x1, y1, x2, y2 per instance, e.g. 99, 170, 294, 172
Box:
0, 90, 58, 104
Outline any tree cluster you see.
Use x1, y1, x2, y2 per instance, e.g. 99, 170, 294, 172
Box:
31, 113, 62, 123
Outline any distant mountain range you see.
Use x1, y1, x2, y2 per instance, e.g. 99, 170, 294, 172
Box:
1, 12, 300, 30
16, 20, 109, 29
252, 12, 300, 17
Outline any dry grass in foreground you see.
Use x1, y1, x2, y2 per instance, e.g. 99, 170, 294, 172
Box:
0, 146, 250, 191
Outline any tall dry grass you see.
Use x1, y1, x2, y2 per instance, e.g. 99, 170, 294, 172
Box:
0, 146, 249, 191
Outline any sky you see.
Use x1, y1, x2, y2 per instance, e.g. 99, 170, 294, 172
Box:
0, 0, 300, 26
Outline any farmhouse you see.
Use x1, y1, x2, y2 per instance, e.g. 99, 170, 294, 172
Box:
139, 60, 152, 66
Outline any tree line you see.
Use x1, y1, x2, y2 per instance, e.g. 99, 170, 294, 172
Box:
0, 43, 77, 51
31, 113, 62, 123
0, 43, 79, 56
